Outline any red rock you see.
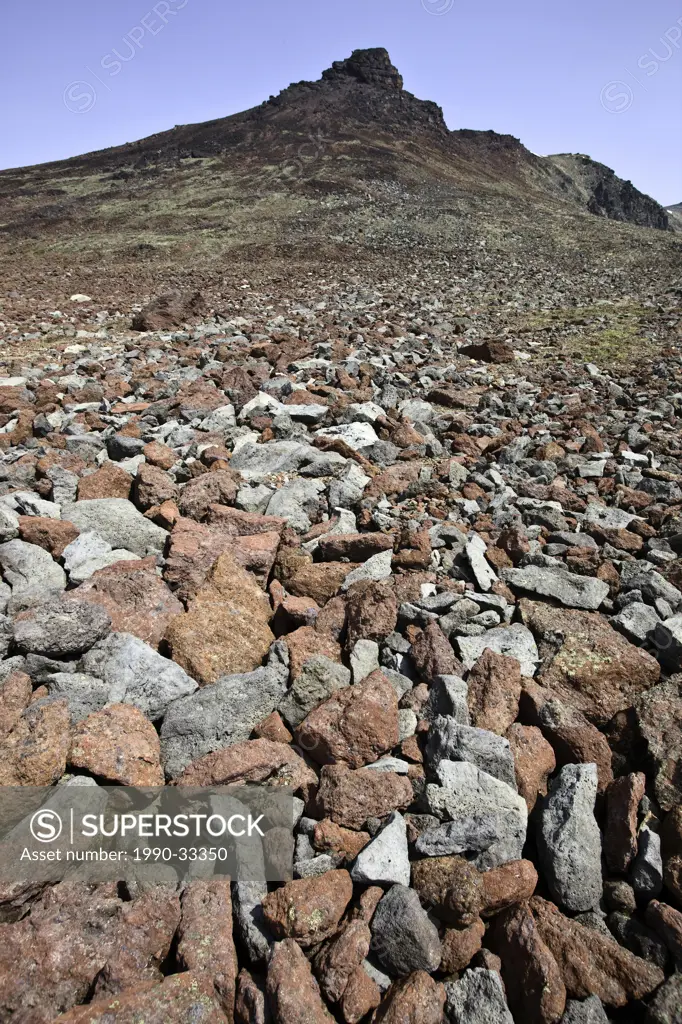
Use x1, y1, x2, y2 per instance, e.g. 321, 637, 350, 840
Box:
481, 860, 538, 916
440, 918, 485, 972
318, 533, 393, 562
254, 711, 293, 744
489, 903, 566, 1024
93, 888, 181, 997
164, 517, 237, 601
273, 595, 320, 634
410, 621, 462, 683
411, 856, 484, 926
365, 464, 421, 500
131, 289, 207, 331
315, 596, 348, 642
133, 462, 179, 511
372, 971, 445, 1024
0, 697, 69, 785
289, 562, 357, 605
174, 738, 317, 794
56, 971, 227, 1022
296, 671, 399, 768
661, 806, 682, 904
341, 966, 381, 1024
460, 340, 515, 363
0, 670, 32, 739
178, 880, 238, 1019
18, 516, 79, 557
235, 970, 265, 1024
530, 896, 665, 1007
603, 772, 646, 874
506, 724, 556, 811
467, 649, 522, 735
177, 469, 241, 521
77, 463, 132, 500
165, 551, 274, 684
266, 939, 335, 1024
263, 871, 353, 948
69, 704, 164, 785
206, 505, 287, 539
344, 581, 398, 649
315, 919, 372, 1002
285, 626, 342, 681
520, 599, 660, 726
315, 764, 413, 830
143, 440, 177, 470
73, 559, 183, 649
312, 820, 370, 861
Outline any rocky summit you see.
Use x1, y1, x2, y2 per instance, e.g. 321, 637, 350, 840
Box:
0, 44, 680, 1024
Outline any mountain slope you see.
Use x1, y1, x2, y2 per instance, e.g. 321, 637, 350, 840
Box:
0, 48, 679, 325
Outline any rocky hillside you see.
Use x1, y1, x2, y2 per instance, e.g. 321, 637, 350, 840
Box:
548, 153, 671, 231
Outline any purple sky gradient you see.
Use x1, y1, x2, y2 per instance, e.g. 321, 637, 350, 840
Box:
1, 0, 680, 204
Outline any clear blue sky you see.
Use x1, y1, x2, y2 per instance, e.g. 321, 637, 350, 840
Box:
1, 0, 680, 204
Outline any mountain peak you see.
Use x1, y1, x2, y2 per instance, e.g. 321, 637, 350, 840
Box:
321, 47, 404, 90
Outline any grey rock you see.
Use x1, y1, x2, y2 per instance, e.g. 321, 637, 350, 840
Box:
361, 959, 392, 993
278, 655, 350, 729
62, 531, 140, 583
107, 435, 145, 460
13, 598, 111, 657
340, 549, 393, 591
415, 817, 499, 858
644, 972, 682, 1024
398, 708, 417, 740
350, 639, 380, 684
445, 969, 514, 1024
44, 466, 78, 505
295, 854, 337, 878
198, 403, 236, 432
266, 478, 326, 533
501, 565, 609, 610
561, 996, 609, 1024
457, 623, 539, 677
583, 503, 639, 530
81, 631, 198, 722
423, 675, 470, 725
0, 614, 12, 660
46, 672, 112, 723
236, 483, 274, 514
6, 491, 61, 519
466, 533, 498, 592
538, 763, 602, 913
426, 717, 517, 789
620, 563, 682, 612
0, 507, 20, 541
0, 581, 10, 615
608, 911, 669, 970
630, 825, 663, 899
351, 812, 410, 886
328, 462, 371, 509
370, 884, 442, 976
0, 539, 66, 602
229, 440, 310, 481
64, 499, 166, 556
365, 757, 410, 774
653, 614, 682, 670
315, 422, 379, 451
426, 760, 527, 869
161, 642, 289, 777
611, 601, 660, 643
233, 880, 270, 963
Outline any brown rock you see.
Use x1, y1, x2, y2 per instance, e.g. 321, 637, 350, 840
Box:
56, 972, 227, 1022
520, 680, 613, 791
221, 531, 281, 589
603, 772, 646, 874
365, 463, 421, 501
297, 671, 399, 768
273, 595, 320, 634
0, 670, 32, 739
506, 724, 556, 811
440, 918, 485, 972
372, 972, 445, 1024
481, 860, 538, 916
266, 939, 335, 1024
313, 819, 371, 861
318, 533, 393, 562
521, 599, 660, 726
77, 462, 132, 500
93, 888, 181, 998
411, 856, 484, 926
341, 966, 382, 1024
164, 517, 238, 602
467, 649, 522, 735
165, 551, 274, 684
498, 526, 531, 564
177, 469, 241, 521
132, 289, 207, 331
178, 880, 238, 1019
661, 805, 682, 904
254, 711, 293, 744
489, 903, 566, 1024
263, 871, 353, 948
285, 626, 342, 682
74, 559, 183, 649
235, 970, 266, 1024
632, 679, 682, 812
69, 704, 164, 785
315, 596, 348, 642
143, 440, 177, 470
645, 899, 682, 961
410, 621, 462, 683
0, 697, 69, 785
133, 462, 179, 511
353, 887, 384, 925
289, 562, 357, 605
316, 764, 413, 830
315, 920, 372, 1002
18, 516, 79, 557
460, 340, 515, 364
175, 738, 317, 794
530, 895, 665, 1006
345, 581, 398, 649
